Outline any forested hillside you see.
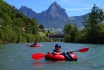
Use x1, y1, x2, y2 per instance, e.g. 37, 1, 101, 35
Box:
0, 0, 43, 44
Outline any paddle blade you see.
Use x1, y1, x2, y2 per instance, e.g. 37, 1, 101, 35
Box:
77, 47, 89, 53
39, 44, 42, 46
27, 45, 31, 46
32, 53, 45, 60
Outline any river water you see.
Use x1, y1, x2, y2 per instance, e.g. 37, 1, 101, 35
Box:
0, 42, 104, 70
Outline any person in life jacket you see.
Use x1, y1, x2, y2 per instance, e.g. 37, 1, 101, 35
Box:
47, 44, 62, 54
34, 40, 38, 45
52, 44, 62, 54
47, 43, 73, 60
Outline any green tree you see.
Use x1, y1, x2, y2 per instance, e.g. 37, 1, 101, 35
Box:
63, 23, 73, 34
31, 18, 39, 35
64, 23, 79, 42
82, 4, 104, 43
47, 29, 50, 33
0, 0, 44, 44
39, 24, 44, 30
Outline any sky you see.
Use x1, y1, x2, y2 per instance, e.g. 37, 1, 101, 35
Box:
3, 0, 104, 17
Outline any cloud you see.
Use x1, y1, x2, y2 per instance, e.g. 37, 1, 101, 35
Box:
60, 0, 77, 4
60, 0, 70, 3
66, 8, 91, 11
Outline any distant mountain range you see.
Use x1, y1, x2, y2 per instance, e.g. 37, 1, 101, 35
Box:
19, 2, 84, 29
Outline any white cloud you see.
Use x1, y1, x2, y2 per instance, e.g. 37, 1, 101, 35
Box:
66, 8, 91, 11
60, 0, 78, 4
60, 0, 70, 3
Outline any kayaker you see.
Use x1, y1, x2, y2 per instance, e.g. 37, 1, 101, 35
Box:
47, 44, 73, 60
52, 44, 62, 54
34, 40, 38, 45
47, 44, 62, 54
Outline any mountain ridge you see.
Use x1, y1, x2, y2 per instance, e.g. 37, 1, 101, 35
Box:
19, 2, 84, 28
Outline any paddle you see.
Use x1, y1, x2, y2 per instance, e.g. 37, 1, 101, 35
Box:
32, 53, 45, 60
27, 44, 42, 46
31, 47, 89, 60
27, 45, 31, 46
73, 47, 89, 53
39, 44, 42, 46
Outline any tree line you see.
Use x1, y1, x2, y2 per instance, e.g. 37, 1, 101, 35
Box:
0, 0, 49, 44
64, 4, 104, 44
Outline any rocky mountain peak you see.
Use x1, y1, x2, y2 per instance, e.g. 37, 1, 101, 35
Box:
19, 6, 33, 13
19, 6, 37, 18
19, 2, 83, 28
48, 2, 62, 12
42, 2, 69, 21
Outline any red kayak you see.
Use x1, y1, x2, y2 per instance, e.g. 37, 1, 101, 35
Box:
30, 44, 40, 47
45, 53, 77, 61
31, 47, 89, 61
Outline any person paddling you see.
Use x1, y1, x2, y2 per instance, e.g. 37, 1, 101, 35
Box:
52, 44, 62, 54
34, 40, 38, 45
47, 44, 73, 60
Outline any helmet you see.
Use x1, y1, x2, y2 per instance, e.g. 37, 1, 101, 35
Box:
55, 44, 61, 48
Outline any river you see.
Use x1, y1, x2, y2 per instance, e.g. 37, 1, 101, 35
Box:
0, 42, 104, 70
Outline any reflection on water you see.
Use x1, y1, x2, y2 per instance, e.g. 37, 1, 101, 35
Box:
33, 60, 64, 67
45, 59, 64, 63
33, 61, 44, 67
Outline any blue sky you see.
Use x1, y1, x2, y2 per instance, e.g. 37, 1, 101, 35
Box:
4, 0, 104, 16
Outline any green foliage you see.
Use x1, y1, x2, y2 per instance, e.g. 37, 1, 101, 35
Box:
0, 27, 18, 43
75, 29, 88, 43
39, 24, 44, 30
64, 34, 71, 42
63, 23, 73, 34
82, 4, 104, 43
47, 29, 50, 33
64, 23, 79, 42
64, 5, 104, 44
0, 0, 43, 44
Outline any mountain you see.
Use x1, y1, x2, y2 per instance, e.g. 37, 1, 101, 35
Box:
19, 6, 38, 18
19, 2, 83, 29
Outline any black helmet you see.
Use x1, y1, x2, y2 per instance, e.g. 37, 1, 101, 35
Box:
55, 44, 61, 48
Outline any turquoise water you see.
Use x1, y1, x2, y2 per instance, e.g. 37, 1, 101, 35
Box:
0, 42, 104, 70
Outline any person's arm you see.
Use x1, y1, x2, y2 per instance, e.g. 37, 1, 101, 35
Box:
47, 50, 55, 54
62, 50, 73, 54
